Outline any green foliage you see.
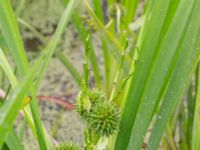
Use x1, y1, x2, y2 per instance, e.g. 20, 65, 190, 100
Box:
0, 0, 77, 149
0, 0, 200, 149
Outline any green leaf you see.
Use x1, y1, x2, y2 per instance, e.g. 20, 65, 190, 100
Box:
122, 0, 139, 24
0, 1, 51, 149
0, 0, 29, 75
115, 0, 177, 148
92, 0, 104, 23
147, 0, 200, 149
115, 0, 200, 149
5, 130, 24, 150
128, 0, 194, 149
0, 53, 42, 145
192, 64, 200, 150
35, 0, 78, 90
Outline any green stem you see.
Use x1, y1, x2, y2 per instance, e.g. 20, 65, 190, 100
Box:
84, 33, 90, 86
109, 36, 128, 102
72, 12, 101, 88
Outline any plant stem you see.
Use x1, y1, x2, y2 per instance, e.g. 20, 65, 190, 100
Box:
109, 35, 128, 102
84, 33, 90, 86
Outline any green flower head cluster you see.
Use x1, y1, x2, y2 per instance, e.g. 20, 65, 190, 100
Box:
55, 142, 80, 150
76, 88, 120, 137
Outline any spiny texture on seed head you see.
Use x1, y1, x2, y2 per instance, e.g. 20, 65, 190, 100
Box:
76, 88, 106, 118
76, 88, 120, 137
87, 101, 120, 137
88, 89, 106, 104
55, 142, 80, 150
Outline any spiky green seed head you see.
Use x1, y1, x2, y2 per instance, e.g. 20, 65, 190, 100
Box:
88, 89, 106, 104
76, 88, 121, 137
55, 142, 80, 150
76, 88, 106, 118
87, 101, 120, 137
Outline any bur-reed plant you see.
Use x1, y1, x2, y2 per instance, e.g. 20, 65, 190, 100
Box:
0, 0, 200, 150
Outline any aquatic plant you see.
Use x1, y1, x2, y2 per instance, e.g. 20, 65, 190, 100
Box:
0, 0, 200, 150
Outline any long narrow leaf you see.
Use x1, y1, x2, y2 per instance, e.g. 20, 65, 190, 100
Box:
35, 0, 78, 90
128, 0, 194, 149
147, 0, 200, 148
5, 130, 24, 150
0, 1, 51, 149
192, 64, 200, 150
0, 54, 42, 145
115, 0, 175, 149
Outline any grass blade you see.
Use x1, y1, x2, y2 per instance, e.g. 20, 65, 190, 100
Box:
147, 0, 200, 148
92, 0, 104, 23
35, 0, 78, 90
18, 18, 81, 86
5, 130, 24, 150
0, 54, 42, 145
192, 64, 200, 150
122, 0, 139, 24
0, 0, 29, 74
0, 1, 51, 149
114, 0, 177, 149
127, 0, 194, 149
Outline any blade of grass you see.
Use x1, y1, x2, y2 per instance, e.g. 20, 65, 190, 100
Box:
0, 48, 54, 148
127, 0, 195, 149
0, 53, 43, 145
18, 18, 81, 86
0, 49, 37, 138
147, 1, 200, 148
0, 98, 24, 150
0, 0, 29, 74
35, 0, 78, 90
5, 130, 24, 150
179, 103, 189, 150
92, 0, 104, 23
186, 78, 196, 148
0, 1, 51, 149
114, 0, 178, 148
192, 64, 200, 150
122, 0, 139, 25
